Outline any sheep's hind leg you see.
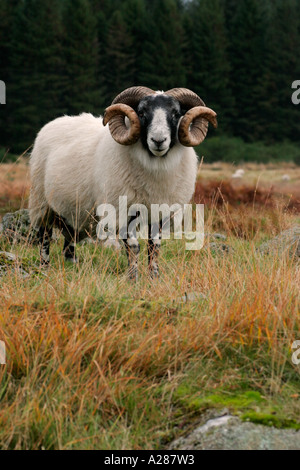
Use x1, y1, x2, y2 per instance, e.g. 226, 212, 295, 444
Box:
57, 216, 78, 264
63, 238, 77, 263
62, 225, 78, 264
38, 223, 53, 266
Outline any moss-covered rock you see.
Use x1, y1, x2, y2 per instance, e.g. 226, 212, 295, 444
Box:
169, 412, 300, 450
0, 251, 29, 278
1, 209, 39, 244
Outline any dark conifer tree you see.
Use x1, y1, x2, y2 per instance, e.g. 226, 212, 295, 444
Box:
9, 0, 65, 152
1, 0, 300, 153
139, 0, 186, 89
62, 0, 100, 115
186, 0, 233, 133
121, 0, 149, 87
226, 0, 267, 141
262, 0, 300, 142
103, 9, 136, 104
0, 0, 16, 148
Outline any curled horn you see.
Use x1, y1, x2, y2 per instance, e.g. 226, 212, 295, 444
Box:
103, 86, 155, 145
165, 88, 217, 147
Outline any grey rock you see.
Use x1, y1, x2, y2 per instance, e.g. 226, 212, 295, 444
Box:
207, 242, 234, 255
169, 412, 300, 450
0, 251, 17, 262
0, 251, 29, 278
1, 209, 39, 244
206, 232, 227, 241
258, 225, 300, 259
178, 292, 207, 303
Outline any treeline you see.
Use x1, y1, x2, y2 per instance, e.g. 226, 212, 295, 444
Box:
0, 0, 300, 153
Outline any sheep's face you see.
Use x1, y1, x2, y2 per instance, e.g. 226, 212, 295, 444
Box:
137, 95, 182, 158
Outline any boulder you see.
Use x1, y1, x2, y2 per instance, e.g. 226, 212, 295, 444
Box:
169, 411, 300, 450
258, 226, 300, 259
0, 251, 29, 278
1, 209, 39, 244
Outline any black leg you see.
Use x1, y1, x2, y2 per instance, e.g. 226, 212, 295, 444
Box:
56, 215, 78, 263
62, 224, 78, 263
148, 221, 162, 278
63, 237, 77, 262
121, 215, 140, 281
123, 237, 140, 281
38, 224, 53, 266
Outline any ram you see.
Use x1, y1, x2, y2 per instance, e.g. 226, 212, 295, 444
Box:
29, 86, 217, 280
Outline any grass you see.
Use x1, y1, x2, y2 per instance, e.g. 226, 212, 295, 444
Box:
0, 147, 19, 164
0, 159, 30, 218
196, 136, 300, 165
0, 160, 299, 449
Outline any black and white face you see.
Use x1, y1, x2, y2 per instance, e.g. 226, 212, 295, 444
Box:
137, 94, 182, 158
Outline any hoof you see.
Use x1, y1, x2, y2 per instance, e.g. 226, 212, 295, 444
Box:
128, 268, 138, 282
65, 256, 78, 264
149, 267, 159, 279
40, 259, 50, 268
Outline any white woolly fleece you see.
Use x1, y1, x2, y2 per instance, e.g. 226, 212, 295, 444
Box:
29, 113, 198, 232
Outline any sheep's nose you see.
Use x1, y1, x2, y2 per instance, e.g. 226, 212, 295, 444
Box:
151, 138, 167, 148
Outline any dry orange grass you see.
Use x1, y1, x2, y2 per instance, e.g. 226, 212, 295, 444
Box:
0, 161, 299, 449
0, 219, 299, 448
0, 160, 30, 216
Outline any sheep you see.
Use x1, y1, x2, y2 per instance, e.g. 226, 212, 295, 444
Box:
29, 86, 217, 280
232, 169, 245, 179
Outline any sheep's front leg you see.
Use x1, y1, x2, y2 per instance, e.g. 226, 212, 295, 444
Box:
123, 236, 140, 281
148, 222, 162, 278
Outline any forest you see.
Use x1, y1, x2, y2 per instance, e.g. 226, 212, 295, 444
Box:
0, 0, 300, 155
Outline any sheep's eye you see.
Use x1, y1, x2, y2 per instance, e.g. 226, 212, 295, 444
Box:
138, 111, 144, 118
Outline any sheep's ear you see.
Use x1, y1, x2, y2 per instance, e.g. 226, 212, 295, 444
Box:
178, 107, 217, 147
103, 104, 141, 146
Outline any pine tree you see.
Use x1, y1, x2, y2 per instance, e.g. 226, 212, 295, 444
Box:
8, 0, 65, 152
139, 0, 186, 90
186, 0, 233, 133
121, 0, 149, 86
0, 1, 21, 149
103, 9, 136, 104
262, 0, 300, 142
226, 0, 268, 141
62, 0, 100, 115
1, 0, 300, 151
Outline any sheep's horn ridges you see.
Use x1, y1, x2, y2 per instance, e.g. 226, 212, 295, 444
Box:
165, 88, 217, 146
103, 104, 141, 145
178, 106, 218, 147
165, 88, 206, 108
112, 86, 156, 105
105, 87, 156, 145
